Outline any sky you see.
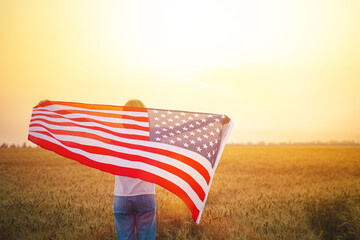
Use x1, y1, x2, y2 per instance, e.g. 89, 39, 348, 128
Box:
1, 0, 360, 144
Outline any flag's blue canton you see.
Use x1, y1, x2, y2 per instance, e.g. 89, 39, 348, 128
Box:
148, 109, 230, 167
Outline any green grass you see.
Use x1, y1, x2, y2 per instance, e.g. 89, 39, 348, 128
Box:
1, 146, 360, 239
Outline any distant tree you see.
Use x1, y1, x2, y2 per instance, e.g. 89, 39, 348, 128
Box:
22, 142, 27, 148
1, 143, 9, 148
341, 140, 356, 145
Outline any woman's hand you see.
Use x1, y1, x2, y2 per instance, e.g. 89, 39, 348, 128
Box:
38, 99, 49, 105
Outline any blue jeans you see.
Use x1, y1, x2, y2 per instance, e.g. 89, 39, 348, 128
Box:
113, 194, 156, 240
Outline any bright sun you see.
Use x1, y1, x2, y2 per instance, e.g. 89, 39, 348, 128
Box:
100, 0, 294, 70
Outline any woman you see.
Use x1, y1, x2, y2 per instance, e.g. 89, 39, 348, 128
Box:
113, 99, 156, 240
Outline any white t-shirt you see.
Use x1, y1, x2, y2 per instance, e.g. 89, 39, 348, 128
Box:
114, 176, 155, 196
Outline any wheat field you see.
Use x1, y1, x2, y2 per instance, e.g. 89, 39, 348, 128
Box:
1, 146, 359, 240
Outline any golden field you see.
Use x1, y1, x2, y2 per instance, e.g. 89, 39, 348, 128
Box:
0, 146, 359, 240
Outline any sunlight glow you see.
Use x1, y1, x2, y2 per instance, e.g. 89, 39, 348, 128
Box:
117, 0, 293, 69
1, 0, 360, 144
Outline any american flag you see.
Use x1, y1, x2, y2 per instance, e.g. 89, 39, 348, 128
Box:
28, 100, 233, 223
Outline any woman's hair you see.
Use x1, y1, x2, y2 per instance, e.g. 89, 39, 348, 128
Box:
124, 99, 146, 108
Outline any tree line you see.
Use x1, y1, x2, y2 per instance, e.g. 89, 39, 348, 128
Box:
1, 140, 359, 148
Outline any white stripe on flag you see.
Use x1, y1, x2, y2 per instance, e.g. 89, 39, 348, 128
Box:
195, 120, 234, 224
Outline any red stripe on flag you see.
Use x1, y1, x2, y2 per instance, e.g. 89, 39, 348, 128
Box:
146, 146, 211, 184
28, 134, 200, 222
37, 100, 148, 112
29, 120, 149, 141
